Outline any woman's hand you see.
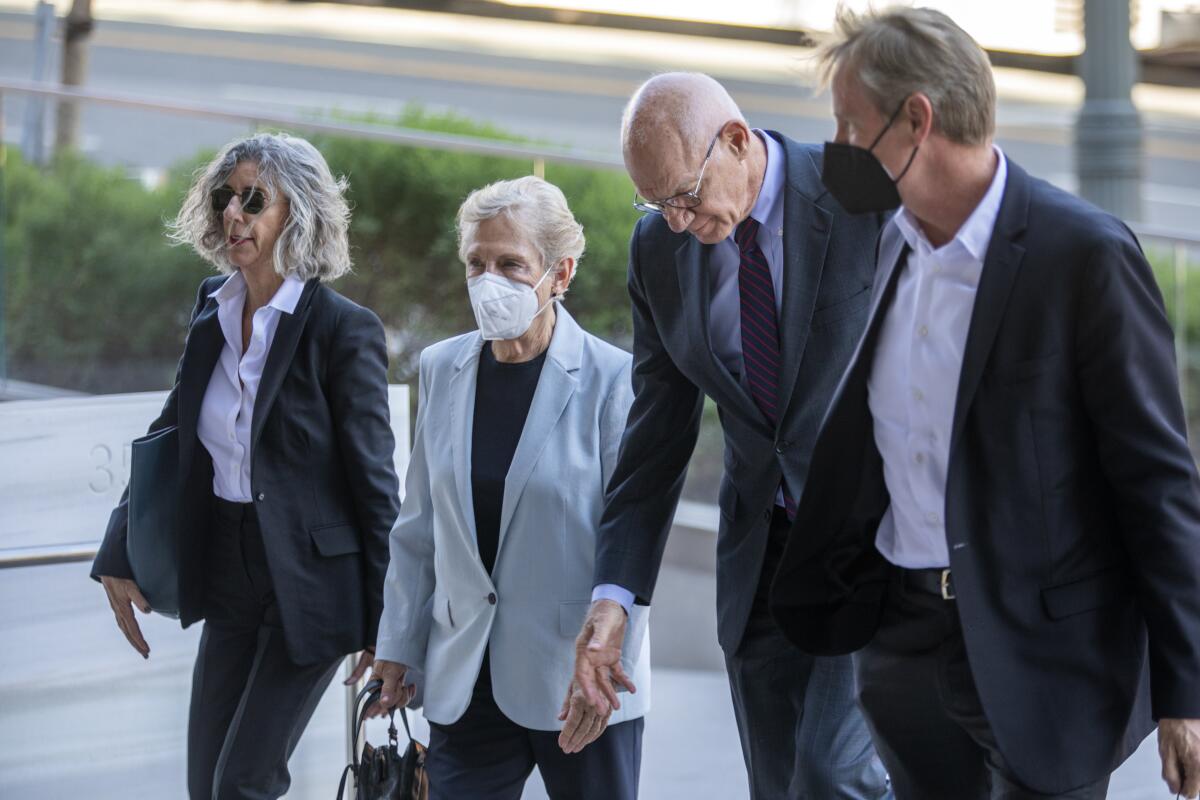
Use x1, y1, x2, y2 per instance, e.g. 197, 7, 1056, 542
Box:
557, 681, 612, 754
342, 648, 375, 686
99, 576, 152, 659
365, 659, 417, 718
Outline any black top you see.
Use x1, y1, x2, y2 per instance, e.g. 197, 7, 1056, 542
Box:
471, 341, 546, 577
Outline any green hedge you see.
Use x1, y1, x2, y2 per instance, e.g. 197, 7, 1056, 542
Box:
5, 112, 1199, 398
2, 109, 639, 391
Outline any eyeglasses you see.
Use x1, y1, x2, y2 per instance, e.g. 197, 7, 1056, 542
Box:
210, 186, 268, 216
632, 128, 723, 215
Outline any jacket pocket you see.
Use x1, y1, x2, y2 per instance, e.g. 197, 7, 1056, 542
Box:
431, 591, 455, 628
308, 522, 361, 557
811, 286, 871, 330
1041, 566, 1128, 620
985, 352, 1061, 384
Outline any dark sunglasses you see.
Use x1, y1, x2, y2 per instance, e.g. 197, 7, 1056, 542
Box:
210, 186, 268, 215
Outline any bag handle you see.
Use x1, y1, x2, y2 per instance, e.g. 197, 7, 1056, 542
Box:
338, 678, 420, 797
337, 679, 384, 800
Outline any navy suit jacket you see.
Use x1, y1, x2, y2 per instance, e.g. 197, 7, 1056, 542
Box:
594, 134, 885, 652
92, 275, 401, 665
771, 157, 1200, 792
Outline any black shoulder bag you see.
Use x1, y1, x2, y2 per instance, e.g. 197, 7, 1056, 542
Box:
337, 679, 428, 800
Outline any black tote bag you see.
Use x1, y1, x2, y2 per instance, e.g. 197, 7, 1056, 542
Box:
125, 424, 180, 618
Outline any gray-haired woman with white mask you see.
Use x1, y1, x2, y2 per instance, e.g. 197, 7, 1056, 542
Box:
91, 132, 400, 799
369, 176, 651, 800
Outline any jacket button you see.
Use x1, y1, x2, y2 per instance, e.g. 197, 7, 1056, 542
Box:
775, 440, 789, 454
762, 509, 772, 521
487, 592, 497, 605
256, 492, 265, 502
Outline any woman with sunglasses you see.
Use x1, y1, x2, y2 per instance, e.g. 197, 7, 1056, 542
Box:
90, 132, 401, 800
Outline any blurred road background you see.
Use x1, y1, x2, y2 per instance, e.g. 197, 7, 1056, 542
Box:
2, 0, 1199, 230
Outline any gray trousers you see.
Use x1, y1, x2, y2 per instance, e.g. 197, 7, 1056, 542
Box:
724, 509, 892, 800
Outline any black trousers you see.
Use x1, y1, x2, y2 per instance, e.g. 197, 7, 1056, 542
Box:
425, 667, 643, 800
725, 507, 890, 800
187, 499, 341, 800
856, 569, 1110, 800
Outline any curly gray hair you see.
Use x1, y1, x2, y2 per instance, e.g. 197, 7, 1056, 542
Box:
168, 132, 352, 281
456, 176, 585, 296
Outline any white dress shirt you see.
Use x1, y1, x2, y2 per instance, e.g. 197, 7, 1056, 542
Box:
592, 131, 787, 613
197, 271, 305, 503
869, 146, 1007, 568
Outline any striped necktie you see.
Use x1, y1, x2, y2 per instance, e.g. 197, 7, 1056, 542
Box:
736, 217, 796, 518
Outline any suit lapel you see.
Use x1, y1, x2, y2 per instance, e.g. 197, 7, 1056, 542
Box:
674, 236, 763, 425
949, 160, 1029, 454
449, 335, 484, 559
776, 158, 832, 420
495, 309, 581, 558
249, 279, 319, 457
844, 227, 909, 401
177, 290, 224, 469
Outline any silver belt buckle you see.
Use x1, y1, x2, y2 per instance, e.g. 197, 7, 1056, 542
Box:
940, 568, 955, 600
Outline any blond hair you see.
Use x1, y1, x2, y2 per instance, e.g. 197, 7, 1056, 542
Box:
819, 6, 996, 145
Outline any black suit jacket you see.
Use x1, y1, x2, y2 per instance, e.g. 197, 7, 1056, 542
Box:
771, 157, 1200, 792
594, 134, 884, 652
92, 275, 401, 666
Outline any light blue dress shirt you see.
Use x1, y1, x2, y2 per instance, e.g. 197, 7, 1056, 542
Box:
594, 131, 787, 613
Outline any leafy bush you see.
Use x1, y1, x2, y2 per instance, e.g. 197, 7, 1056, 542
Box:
3, 108, 639, 390
3, 151, 209, 390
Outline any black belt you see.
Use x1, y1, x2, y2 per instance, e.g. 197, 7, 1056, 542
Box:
901, 567, 956, 600
213, 496, 258, 524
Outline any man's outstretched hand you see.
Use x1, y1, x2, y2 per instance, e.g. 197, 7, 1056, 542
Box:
569, 599, 635, 716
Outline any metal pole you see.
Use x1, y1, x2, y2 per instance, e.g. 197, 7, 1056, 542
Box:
345, 656, 358, 768
22, 1, 55, 166
1074, 0, 1143, 222
54, 0, 94, 157
1176, 241, 1189, 414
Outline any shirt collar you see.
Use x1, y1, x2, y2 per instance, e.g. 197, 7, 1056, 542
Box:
269, 275, 306, 315
748, 129, 785, 232
210, 270, 246, 304
209, 271, 305, 315
894, 144, 1007, 260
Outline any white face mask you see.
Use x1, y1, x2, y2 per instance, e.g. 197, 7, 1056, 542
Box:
466, 267, 556, 341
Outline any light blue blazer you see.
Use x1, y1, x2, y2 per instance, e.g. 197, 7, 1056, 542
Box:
375, 306, 651, 729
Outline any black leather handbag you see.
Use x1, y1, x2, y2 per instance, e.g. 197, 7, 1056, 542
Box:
126, 424, 180, 617
337, 679, 428, 800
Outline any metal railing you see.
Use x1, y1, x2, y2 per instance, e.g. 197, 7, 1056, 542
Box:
0, 78, 625, 175
0, 539, 371, 767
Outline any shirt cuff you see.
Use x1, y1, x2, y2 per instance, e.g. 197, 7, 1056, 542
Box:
591, 584, 635, 615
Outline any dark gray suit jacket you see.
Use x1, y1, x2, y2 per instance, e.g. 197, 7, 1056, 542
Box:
771, 157, 1200, 792
92, 275, 401, 665
594, 134, 884, 652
